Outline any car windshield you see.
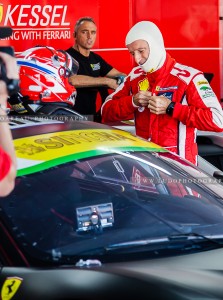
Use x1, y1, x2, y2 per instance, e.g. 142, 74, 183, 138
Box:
2, 149, 223, 264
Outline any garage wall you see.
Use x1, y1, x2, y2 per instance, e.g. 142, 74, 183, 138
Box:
0, 0, 221, 99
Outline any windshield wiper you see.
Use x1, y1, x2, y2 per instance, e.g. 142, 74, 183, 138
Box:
57, 232, 223, 259
105, 233, 223, 252
168, 232, 223, 245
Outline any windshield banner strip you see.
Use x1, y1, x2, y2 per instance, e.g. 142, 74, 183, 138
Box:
14, 129, 167, 176
17, 146, 165, 176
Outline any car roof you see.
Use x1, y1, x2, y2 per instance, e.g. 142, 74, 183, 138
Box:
10, 118, 111, 139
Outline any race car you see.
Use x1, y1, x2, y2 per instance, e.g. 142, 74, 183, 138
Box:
1, 117, 223, 299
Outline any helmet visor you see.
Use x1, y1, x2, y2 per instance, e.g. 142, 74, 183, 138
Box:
58, 50, 79, 77
70, 56, 79, 76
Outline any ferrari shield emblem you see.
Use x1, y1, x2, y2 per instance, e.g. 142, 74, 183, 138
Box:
1, 277, 23, 300
138, 78, 149, 91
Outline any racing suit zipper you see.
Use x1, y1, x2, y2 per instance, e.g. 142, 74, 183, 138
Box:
148, 90, 157, 142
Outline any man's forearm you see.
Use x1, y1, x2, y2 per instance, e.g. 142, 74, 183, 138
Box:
69, 74, 117, 88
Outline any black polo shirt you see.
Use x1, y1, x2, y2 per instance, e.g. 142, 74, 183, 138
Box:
66, 47, 113, 115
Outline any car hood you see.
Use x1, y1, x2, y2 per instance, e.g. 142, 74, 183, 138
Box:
1, 248, 223, 299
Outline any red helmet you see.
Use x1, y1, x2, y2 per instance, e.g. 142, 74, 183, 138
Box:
16, 46, 79, 107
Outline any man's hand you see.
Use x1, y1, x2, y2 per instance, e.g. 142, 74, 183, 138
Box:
133, 91, 171, 114
106, 78, 119, 90
148, 95, 171, 114
133, 91, 152, 107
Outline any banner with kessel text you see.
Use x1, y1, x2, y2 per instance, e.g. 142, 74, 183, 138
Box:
0, 0, 99, 53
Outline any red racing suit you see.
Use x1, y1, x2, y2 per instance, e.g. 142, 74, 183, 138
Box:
101, 53, 223, 165
0, 147, 11, 181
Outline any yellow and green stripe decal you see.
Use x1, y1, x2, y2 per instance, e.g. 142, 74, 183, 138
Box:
15, 129, 166, 176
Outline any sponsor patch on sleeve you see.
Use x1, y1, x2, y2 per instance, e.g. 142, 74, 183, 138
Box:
194, 74, 216, 100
